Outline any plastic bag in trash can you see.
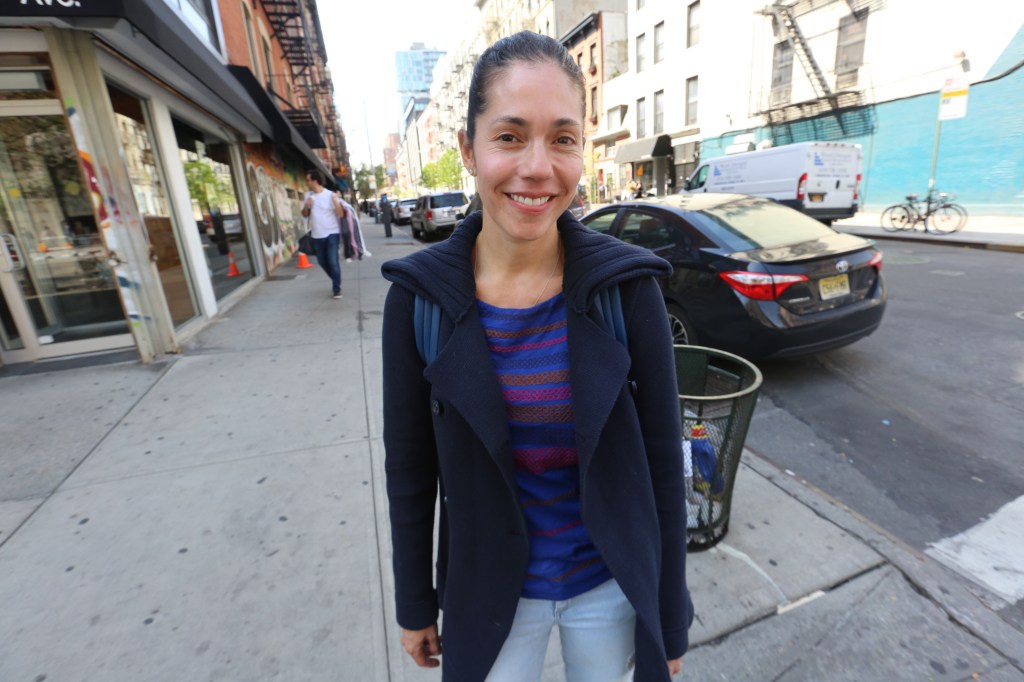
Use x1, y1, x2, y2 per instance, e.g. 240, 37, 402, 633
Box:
689, 422, 724, 493
682, 441, 701, 528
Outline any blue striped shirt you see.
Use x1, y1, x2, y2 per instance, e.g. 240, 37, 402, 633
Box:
477, 293, 611, 600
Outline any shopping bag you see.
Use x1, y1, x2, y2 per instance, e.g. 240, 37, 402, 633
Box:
298, 232, 315, 256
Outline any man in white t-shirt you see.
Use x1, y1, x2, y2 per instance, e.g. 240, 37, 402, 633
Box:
302, 169, 346, 299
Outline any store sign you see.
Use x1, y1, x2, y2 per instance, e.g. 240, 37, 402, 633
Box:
18, 0, 84, 6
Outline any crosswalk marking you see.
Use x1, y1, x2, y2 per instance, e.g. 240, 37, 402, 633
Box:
926, 495, 1024, 604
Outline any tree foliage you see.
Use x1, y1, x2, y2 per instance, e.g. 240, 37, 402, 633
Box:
420, 149, 463, 191
354, 163, 387, 199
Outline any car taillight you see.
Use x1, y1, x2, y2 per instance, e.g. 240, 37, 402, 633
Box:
797, 173, 808, 201
868, 251, 883, 270
854, 173, 862, 201
426, 210, 433, 220
720, 271, 809, 301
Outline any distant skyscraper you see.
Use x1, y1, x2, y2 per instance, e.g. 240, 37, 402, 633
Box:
395, 43, 445, 116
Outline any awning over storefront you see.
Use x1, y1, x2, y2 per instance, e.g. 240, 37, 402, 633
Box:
614, 134, 673, 163
2, 0, 273, 141
590, 126, 630, 145
228, 65, 330, 177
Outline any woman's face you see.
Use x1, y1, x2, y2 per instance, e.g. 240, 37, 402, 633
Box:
460, 60, 584, 244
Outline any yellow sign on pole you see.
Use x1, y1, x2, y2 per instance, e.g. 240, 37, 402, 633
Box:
939, 76, 969, 121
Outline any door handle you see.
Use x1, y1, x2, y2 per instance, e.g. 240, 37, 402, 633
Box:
0, 232, 25, 273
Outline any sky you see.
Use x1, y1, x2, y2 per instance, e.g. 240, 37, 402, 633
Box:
316, 0, 481, 171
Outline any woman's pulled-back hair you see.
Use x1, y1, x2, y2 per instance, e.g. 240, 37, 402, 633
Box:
465, 31, 585, 142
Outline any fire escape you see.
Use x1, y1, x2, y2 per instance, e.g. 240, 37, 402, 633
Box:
760, 0, 878, 140
260, 0, 326, 148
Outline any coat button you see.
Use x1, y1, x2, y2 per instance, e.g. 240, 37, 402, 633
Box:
431, 399, 443, 416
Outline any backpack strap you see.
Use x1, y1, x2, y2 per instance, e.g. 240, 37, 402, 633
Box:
414, 284, 626, 364
595, 284, 627, 349
413, 294, 442, 364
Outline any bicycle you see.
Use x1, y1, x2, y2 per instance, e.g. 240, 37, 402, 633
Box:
880, 189, 967, 234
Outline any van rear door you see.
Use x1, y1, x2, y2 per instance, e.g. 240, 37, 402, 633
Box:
803, 144, 862, 218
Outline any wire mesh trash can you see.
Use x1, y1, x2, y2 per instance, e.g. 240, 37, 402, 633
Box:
676, 345, 763, 550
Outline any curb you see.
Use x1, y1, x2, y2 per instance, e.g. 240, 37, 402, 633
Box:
742, 446, 1024, 674
845, 231, 1024, 254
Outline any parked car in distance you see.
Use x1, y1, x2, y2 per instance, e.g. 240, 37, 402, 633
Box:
394, 198, 417, 225
568, 193, 587, 219
581, 193, 886, 360
410, 191, 469, 239
680, 141, 862, 224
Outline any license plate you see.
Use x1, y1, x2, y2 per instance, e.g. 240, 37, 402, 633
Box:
809, 193, 825, 202
819, 274, 850, 300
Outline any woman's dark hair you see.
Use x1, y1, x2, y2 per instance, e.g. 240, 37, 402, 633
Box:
465, 31, 585, 142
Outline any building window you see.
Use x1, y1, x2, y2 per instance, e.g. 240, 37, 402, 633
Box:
770, 41, 793, 107
172, 0, 219, 48
590, 87, 598, 122
637, 97, 646, 138
654, 90, 664, 134
241, 2, 262, 82
578, 52, 583, 67
836, 11, 868, 89
687, 1, 700, 48
636, 33, 646, 72
654, 22, 665, 63
685, 77, 698, 126
589, 43, 597, 70
261, 36, 274, 91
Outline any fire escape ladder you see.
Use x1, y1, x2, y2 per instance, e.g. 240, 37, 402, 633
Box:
772, 4, 833, 100
259, 0, 325, 147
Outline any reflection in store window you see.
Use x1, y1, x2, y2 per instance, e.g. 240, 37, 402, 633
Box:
172, 116, 253, 300
108, 83, 199, 328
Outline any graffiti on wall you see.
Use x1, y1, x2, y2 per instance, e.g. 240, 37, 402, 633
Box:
243, 143, 306, 271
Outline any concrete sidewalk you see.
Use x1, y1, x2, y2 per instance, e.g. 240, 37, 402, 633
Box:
832, 212, 1024, 253
1, 215, 1021, 681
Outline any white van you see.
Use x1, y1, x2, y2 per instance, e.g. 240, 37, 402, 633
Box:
681, 141, 862, 223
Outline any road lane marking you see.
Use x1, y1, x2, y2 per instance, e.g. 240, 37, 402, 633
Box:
930, 269, 965, 276
926, 495, 1024, 604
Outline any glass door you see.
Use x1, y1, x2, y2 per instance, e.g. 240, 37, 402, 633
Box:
0, 103, 132, 364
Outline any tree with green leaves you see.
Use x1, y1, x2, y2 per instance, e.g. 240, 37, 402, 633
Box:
436, 149, 463, 190
420, 162, 439, 190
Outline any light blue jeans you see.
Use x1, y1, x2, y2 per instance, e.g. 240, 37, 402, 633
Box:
486, 578, 636, 682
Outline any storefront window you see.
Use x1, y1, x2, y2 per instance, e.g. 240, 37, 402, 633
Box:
172, 116, 253, 300
108, 84, 198, 327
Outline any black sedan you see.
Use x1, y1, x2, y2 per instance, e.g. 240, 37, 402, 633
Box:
581, 193, 886, 359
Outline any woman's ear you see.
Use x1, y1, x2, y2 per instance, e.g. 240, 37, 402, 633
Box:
458, 130, 475, 176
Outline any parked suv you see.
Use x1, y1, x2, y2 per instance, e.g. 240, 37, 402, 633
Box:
394, 198, 417, 225
410, 191, 469, 239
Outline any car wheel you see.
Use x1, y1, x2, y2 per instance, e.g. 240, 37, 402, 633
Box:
411, 223, 422, 239
666, 303, 696, 346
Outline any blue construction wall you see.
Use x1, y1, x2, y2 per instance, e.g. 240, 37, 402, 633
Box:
701, 27, 1024, 215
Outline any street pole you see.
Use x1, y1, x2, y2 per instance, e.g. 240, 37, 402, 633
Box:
364, 101, 391, 237
927, 101, 942, 194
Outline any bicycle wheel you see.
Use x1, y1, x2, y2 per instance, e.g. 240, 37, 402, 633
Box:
926, 204, 965, 234
881, 205, 913, 232
949, 203, 968, 231
880, 204, 913, 231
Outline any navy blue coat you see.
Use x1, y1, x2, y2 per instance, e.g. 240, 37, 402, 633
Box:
381, 212, 694, 681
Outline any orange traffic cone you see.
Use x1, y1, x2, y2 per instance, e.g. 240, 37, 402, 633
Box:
296, 251, 315, 269
226, 251, 244, 277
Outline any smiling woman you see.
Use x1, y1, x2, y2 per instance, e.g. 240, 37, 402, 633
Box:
380, 31, 693, 682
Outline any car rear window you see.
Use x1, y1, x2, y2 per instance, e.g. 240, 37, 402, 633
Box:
691, 197, 837, 251
431, 193, 468, 208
